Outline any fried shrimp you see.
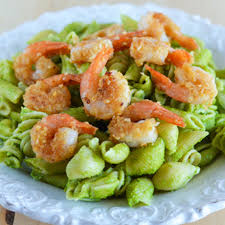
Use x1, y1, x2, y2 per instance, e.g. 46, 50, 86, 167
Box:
146, 64, 218, 105
109, 116, 158, 147
14, 41, 70, 85
130, 37, 193, 67
153, 12, 198, 51
31, 113, 97, 163
70, 38, 113, 63
80, 47, 131, 120
138, 12, 165, 40
108, 100, 185, 147
83, 24, 125, 40
122, 100, 185, 127
23, 73, 81, 114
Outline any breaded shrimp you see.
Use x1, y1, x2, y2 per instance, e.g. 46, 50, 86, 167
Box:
108, 100, 185, 147
14, 41, 70, 85
122, 100, 185, 127
153, 12, 199, 50
138, 12, 165, 40
146, 65, 218, 105
31, 113, 97, 163
70, 38, 113, 63
80, 47, 131, 120
23, 74, 81, 114
130, 37, 193, 67
83, 24, 125, 40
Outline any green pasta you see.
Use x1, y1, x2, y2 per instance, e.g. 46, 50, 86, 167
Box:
157, 121, 179, 155
100, 141, 130, 164
0, 137, 23, 168
31, 171, 68, 189
167, 129, 208, 162
0, 119, 15, 140
126, 177, 154, 207
63, 107, 96, 123
179, 149, 201, 166
0, 96, 15, 117
0, 60, 18, 84
65, 168, 120, 201
0, 79, 23, 104
197, 144, 220, 167
211, 127, 225, 154
166, 107, 205, 130
66, 145, 105, 180
126, 138, 165, 176
121, 15, 138, 32
27, 30, 58, 44
152, 162, 200, 191
25, 158, 68, 175
107, 50, 131, 74
61, 55, 78, 74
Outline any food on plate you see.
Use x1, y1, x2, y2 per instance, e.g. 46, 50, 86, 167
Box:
0, 11, 224, 207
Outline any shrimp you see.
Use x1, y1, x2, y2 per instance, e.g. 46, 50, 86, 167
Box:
138, 12, 165, 40
146, 64, 218, 105
83, 24, 125, 40
80, 47, 131, 120
153, 12, 199, 51
108, 100, 185, 147
23, 73, 81, 114
31, 113, 97, 163
130, 37, 193, 67
70, 38, 113, 63
122, 100, 186, 127
108, 116, 158, 147
108, 30, 148, 51
14, 41, 70, 85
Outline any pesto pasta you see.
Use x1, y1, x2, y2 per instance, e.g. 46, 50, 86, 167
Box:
0, 11, 224, 208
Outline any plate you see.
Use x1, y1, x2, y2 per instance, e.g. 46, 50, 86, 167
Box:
1, 3, 225, 225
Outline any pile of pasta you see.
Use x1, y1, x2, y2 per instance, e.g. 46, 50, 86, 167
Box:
0, 15, 225, 207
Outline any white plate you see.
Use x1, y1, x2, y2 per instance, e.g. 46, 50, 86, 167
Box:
1, 3, 225, 225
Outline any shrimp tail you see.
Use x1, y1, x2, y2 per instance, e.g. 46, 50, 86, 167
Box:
166, 49, 193, 67
153, 13, 199, 51
43, 74, 82, 87
73, 119, 98, 135
26, 41, 70, 61
123, 100, 186, 127
145, 65, 190, 103
80, 47, 114, 98
109, 30, 148, 51
175, 35, 199, 51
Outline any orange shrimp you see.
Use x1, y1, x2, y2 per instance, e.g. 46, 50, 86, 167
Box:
14, 41, 70, 85
80, 47, 131, 120
122, 100, 186, 127
108, 99, 185, 147
138, 11, 165, 40
70, 38, 113, 63
146, 65, 217, 105
83, 24, 125, 40
108, 30, 148, 51
166, 49, 193, 67
130, 37, 193, 67
23, 73, 81, 114
153, 12, 199, 51
31, 113, 97, 163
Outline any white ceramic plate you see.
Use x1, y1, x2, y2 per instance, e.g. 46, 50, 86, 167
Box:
1, 3, 225, 225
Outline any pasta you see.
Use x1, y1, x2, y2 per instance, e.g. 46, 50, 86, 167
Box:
125, 138, 165, 176
0, 11, 223, 207
167, 129, 208, 162
126, 177, 154, 207
152, 162, 200, 191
